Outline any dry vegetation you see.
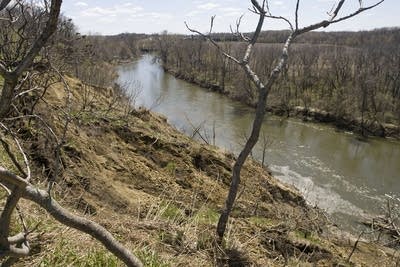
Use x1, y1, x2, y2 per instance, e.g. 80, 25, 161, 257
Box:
2, 76, 397, 266
155, 28, 400, 138
1, 0, 399, 266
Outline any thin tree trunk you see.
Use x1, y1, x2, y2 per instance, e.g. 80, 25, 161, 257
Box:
216, 87, 268, 241
0, 78, 17, 118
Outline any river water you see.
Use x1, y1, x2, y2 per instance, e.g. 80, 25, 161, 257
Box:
117, 54, 400, 231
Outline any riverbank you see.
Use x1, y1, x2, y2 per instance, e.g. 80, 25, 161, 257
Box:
164, 65, 400, 140
12, 74, 398, 265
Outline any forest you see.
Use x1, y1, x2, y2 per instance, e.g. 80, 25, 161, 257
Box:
153, 28, 400, 137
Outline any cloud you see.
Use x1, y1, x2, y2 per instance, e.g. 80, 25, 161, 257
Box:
272, 0, 284, 6
74, 1, 88, 7
81, 5, 144, 17
197, 2, 220, 10
218, 7, 242, 17
185, 10, 202, 17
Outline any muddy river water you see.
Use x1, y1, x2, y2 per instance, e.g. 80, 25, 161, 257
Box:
117, 54, 400, 232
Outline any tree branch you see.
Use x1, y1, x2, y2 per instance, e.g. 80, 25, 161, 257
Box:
0, 167, 28, 188
295, 0, 300, 30
22, 185, 143, 267
0, 62, 10, 78
0, 167, 143, 267
15, 0, 63, 76
0, 0, 12, 11
296, 0, 384, 35
184, 21, 241, 64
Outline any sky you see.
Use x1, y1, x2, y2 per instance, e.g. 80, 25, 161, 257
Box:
62, 0, 400, 35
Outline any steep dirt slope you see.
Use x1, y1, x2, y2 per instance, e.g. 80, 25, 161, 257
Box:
9, 76, 398, 266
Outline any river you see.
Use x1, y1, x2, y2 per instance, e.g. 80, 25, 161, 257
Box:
117, 54, 400, 232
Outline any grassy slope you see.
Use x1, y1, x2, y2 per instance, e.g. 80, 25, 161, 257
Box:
7, 76, 397, 266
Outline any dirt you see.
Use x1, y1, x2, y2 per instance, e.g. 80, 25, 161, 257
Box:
10, 76, 399, 266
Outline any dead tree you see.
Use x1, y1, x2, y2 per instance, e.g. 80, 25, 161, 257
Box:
0, 167, 143, 266
186, 0, 385, 242
0, 0, 62, 118
0, 1, 144, 265
0, 73, 144, 266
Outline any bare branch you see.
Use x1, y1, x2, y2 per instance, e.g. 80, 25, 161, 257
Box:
0, 167, 28, 188
265, 14, 294, 31
249, 7, 294, 31
47, 63, 72, 193
296, 0, 385, 35
184, 21, 241, 64
209, 15, 215, 35
330, 0, 346, 20
230, 15, 250, 42
22, 185, 143, 267
330, 0, 384, 24
0, 190, 23, 250
3, 115, 59, 142
0, 122, 30, 180
0, 62, 8, 77
7, 233, 25, 245
0, 167, 143, 266
0, 0, 12, 11
0, 138, 26, 178
1, 242, 30, 258
15, 0, 63, 76
295, 0, 300, 30
184, 0, 385, 244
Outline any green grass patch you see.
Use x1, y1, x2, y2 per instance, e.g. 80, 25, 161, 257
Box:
164, 162, 176, 176
159, 201, 184, 221
248, 216, 275, 227
158, 229, 184, 247
196, 231, 215, 250
0, 142, 24, 174
39, 239, 119, 267
194, 207, 219, 225
136, 248, 170, 267
292, 229, 322, 245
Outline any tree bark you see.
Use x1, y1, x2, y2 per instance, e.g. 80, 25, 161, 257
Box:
0, 167, 144, 267
23, 186, 144, 267
0, 78, 17, 118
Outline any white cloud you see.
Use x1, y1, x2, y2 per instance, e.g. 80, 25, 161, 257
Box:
272, 1, 284, 6
197, 2, 220, 10
185, 10, 202, 17
218, 7, 242, 17
81, 5, 144, 17
74, 1, 88, 7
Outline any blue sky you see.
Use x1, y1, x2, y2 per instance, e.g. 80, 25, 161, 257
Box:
62, 0, 400, 35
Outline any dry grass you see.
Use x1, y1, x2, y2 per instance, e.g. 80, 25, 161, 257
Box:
4, 75, 399, 266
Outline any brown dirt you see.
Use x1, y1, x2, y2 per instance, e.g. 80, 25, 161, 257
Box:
9, 76, 399, 266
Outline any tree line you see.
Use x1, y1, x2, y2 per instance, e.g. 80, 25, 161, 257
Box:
0, 0, 393, 265
154, 28, 400, 137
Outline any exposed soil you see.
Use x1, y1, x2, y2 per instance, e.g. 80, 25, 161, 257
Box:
10, 76, 399, 266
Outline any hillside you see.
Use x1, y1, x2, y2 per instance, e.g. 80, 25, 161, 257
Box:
5, 76, 397, 266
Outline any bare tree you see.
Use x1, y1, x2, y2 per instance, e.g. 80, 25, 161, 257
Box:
0, 75, 144, 266
0, 1, 144, 265
0, 0, 62, 118
186, 0, 385, 242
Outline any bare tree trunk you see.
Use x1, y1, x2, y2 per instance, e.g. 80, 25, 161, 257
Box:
0, 0, 62, 119
187, 0, 385, 242
0, 78, 17, 118
216, 87, 268, 240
